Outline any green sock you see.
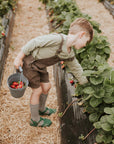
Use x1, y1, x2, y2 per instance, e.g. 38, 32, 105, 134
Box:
39, 93, 48, 112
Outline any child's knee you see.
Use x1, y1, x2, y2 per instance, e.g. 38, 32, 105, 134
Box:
32, 86, 43, 95
42, 83, 51, 94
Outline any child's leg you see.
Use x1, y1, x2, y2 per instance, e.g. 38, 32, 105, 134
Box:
30, 86, 42, 122
39, 82, 51, 111
39, 83, 56, 115
30, 86, 52, 127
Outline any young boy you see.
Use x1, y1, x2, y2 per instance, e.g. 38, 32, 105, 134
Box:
14, 18, 93, 127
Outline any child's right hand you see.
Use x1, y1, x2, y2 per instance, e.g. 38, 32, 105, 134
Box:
14, 51, 25, 69
14, 57, 23, 70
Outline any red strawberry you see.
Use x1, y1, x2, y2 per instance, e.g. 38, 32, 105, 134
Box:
16, 85, 22, 89
61, 65, 65, 69
1, 32, 5, 36
13, 8, 15, 11
70, 80, 74, 85
50, 19, 54, 23
48, 12, 52, 16
60, 61, 64, 65
12, 82, 19, 86
74, 84, 77, 88
70, 80, 74, 84
19, 81, 24, 86
10, 85, 15, 89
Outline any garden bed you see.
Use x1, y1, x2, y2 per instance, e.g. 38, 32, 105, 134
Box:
54, 64, 96, 144
43, 0, 114, 143
0, 9, 14, 87
103, 0, 114, 17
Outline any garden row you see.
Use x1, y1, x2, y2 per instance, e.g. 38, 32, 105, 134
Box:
40, 0, 114, 144
0, 0, 16, 86
99, 0, 114, 17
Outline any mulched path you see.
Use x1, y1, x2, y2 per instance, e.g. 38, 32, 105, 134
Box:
0, 0, 60, 144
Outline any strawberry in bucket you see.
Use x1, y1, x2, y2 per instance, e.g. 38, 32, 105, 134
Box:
10, 81, 25, 89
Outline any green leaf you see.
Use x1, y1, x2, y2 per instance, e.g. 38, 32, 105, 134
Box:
86, 106, 95, 113
104, 107, 114, 115
98, 63, 109, 73
103, 95, 114, 104
83, 87, 94, 94
93, 121, 101, 129
75, 84, 83, 96
89, 113, 100, 122
110, 70, 114, 84
103, 46, 111, 54
79, 134, 85, 140
103, 78, 111, 85
82, 70, 97, 76
107, 115, 114, 125
112, 129, 114, 135
90, 97, 102, 108
96, 43, 104, 49
94, 89, 105, 98
96, 133, 104, 143
101, 123, 112, 131
90, 76, 103, 85
103, 135, 112, 143
96, 55, 102, 62
100, 115, 108, 123
58, 112, 63, 117
104, 85, 114, 97
76, 47, 85, 54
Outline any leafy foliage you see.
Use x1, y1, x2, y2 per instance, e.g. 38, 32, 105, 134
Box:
40, 0, 114, 143
0, 0, 16, 17
0, 0, 16, 39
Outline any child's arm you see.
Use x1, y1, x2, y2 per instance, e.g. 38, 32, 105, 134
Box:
64, 58, 88, 85
14, 50, 25, 69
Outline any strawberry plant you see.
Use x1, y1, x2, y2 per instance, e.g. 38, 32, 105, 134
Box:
98, 0, 114, 5
107, 0, 114, 5
39, 0, 49, 4
46, 0, 101, 34
0, 0, 16, 39
41, 0, 114, 143
0, 0, 16, 17
0, 22, 5, 38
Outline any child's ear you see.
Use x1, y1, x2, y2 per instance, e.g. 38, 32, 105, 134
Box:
79, 31, 85, 38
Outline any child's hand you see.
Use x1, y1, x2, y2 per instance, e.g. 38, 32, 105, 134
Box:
14, 57, 23, 70
14, 51, 25, 69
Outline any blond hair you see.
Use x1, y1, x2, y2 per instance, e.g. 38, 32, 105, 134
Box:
69, 18, 93, 43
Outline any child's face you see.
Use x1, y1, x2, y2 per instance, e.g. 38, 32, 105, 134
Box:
73, 32, 89, 50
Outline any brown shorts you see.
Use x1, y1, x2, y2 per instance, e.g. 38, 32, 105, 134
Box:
22, 55, 49, 88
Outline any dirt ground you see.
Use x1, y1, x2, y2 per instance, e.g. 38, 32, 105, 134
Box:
0, 0, 114, 144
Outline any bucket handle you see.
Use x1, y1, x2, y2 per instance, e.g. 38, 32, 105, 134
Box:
19, 66, 23, 73
13, 66, 23, 73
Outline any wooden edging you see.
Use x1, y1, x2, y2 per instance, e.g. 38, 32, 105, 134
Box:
103, 0, 114, 18
53, 64, 96, 144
